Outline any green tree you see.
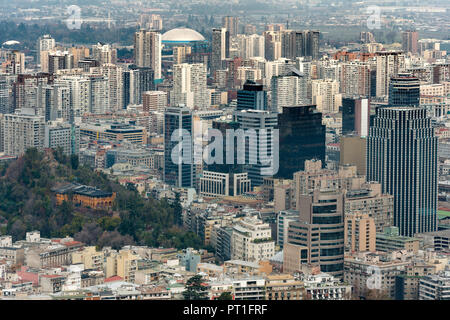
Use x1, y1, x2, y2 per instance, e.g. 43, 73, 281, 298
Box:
70, 154, 79, 170
217, 292, 233, 300
182, 275, 209, 300
173, 192, 183, 226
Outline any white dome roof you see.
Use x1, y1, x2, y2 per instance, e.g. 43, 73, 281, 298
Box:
3, 40, 20, 46
162, 28, 205, 42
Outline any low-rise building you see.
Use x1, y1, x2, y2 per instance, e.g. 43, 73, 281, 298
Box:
419, 269, 450, 300
302, 272, 352, 300
344, 251, 411, 299
265, 274, 305, 300
232, 278, 266, 300
376, 227, 420, 253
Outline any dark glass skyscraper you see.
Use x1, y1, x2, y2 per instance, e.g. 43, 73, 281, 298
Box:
236, 80, 267, 111
367, 107, 437, 237
207, 119, 241, 174
306, 30, 320, 60
164, 105, 194, 188
276, 105, 326, 179
388, 74, 420, 107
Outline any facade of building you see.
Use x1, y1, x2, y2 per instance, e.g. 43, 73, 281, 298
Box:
211, 28, 230, 75
134, 29, 162, 79
344, 213, 376, 253
375, 51, 405, 98
231, 216, 275, 263
286, 190, 345, 278
2, 109, 45, 157
44, 122, 80, 155
164, 105, 194, 188
79, 122, 147, 144
54, 183, 116, 209
171, 63, 208, 109
277, 106, 326, 179
341, 97, 370, 137
233, 109, 278, 186
419, 270, 450, 300
237, 80, 267, 111
340, 135, 367, 176
402, 31, 419, 55
199, 171, 251, 198
375, 227, 420, 253
367, 107, 438, 237
388, 74, 420, 107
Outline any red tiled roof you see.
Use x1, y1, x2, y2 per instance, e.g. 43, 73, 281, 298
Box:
63, 241, 82, 247
104, 276, 123, 283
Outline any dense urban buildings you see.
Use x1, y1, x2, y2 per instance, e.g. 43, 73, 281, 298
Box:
0, 1, 448, 303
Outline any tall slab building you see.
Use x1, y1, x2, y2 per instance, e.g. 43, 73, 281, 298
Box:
367, 107, 437, 237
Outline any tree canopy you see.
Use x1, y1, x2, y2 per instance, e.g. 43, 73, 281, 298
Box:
0, 148, 203, 250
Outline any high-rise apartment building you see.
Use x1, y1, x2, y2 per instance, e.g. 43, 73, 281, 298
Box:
171, 63, 208, 109
222, 16, 239, 37
134, 29, 162, 79
3, 50, 25, 74
44, 83, 72, 122
44, 121, 80, 155
101, 64, 124, 111
344, 213, 376, 252
91, 43, 117, 65
37, 34, 55, 67
143, 91, 167, 112
402, 31, 419, 55
128, 65, 155, 105
47, 51, 74, 74
311, 79, 341, 114
271, 68, 309, 113
375, 51, 405, 98
344, 183, 394, 233
2, 108, 45, 157
211, 28, 230, 75
173, 46, 192, 64
235, 34, 265, 59
263, 31, 282, 61
13, 74, 52, 117
54, 75, 90, 118
281, 30, 319, 61
340, 62, 371, 96
89, 75, 110, 114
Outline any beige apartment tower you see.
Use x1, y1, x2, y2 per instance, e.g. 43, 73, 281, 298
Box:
134, 29, 162, 79
344, 213, 376, 253
340, 135, 367, 176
